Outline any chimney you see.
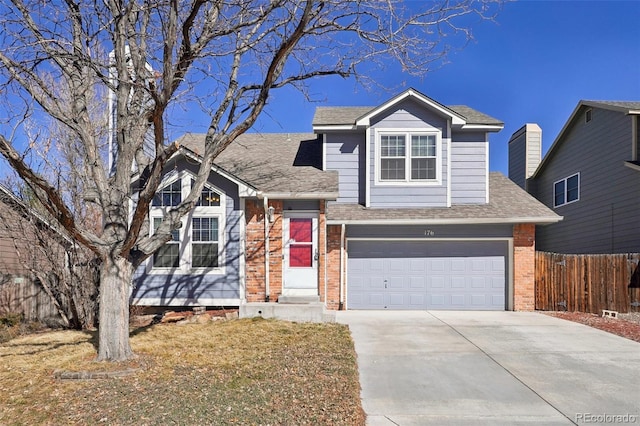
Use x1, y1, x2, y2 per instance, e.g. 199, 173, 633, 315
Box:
508, 123, 542, 192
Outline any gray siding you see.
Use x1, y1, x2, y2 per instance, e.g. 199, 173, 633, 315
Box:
532, 108, 640, 253
347, 224, 513, 239
369, 99, 449, 207
509, 130, 527, 189
132, 159, 242, 305
324, 133, 364, 204
508, 124, 541, 191
450, 131, 487, 204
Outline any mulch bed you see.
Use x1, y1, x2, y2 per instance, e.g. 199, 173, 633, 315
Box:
544, 311, 640, 343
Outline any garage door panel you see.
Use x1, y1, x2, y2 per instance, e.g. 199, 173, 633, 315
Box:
429, 294, 446, 307
430, 276, 445, 288
409, 259, 426, 272
471, 277, 487, 289
409, 276, 426, 289
387, 259, 404, 272
491, 276, 505, 288
409, 293, 426, 307
369, 276, 385, 289
451, 276, 465, 289
370, 259, 384, 272
368, 293, 384, 306
450, 294, 465, 306
430, 259, 446, 272
492, 294, 506, 305
347, 241, 507, 310
387, 279, 405, 291
451, 259, 466, 272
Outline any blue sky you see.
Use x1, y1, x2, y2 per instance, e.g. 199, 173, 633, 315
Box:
174, 0, 640, 176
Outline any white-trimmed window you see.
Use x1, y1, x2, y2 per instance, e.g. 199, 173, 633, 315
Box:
191, 217, 219, 268
554, 173, 580, 208
377, 130, 440, 184
149, 171, 225, 273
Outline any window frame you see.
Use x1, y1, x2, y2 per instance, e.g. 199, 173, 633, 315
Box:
148, 170, 225, 274
553, 172, 580, 208
375, 128, 441, 185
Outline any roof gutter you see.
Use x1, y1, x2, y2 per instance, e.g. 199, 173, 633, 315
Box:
326, 217, 563, 226
256, 192, 339, 200
263, 197, 270, 302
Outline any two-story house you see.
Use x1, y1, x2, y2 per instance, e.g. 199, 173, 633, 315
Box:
509, 101, 640, 254
132, 88, 560, 315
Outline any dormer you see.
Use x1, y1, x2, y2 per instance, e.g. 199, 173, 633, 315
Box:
313, 88, 503, 208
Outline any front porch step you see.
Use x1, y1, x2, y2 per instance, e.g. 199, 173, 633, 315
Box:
239, 302, 335, 323
277, 295, 320, 304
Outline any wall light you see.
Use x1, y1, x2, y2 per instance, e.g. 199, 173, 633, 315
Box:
267, 206, 275, 223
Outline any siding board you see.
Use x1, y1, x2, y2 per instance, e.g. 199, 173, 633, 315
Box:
532, 108, 640, 253
325, 133, 362, 204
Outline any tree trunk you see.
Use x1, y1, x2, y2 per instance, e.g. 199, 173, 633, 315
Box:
97, 255, 134, 361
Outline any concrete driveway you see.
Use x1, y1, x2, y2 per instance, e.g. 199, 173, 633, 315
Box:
336, 311, 640, 425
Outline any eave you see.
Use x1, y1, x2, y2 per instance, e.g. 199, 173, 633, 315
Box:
327, 216, 563, 226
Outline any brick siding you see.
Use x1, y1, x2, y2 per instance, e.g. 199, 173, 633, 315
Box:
513, 223, 536, 311
244, 199, 266, 302
326, 224, 342, 310
244, 199, 332, 305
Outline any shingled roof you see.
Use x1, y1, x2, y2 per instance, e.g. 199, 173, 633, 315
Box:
312, 104, 503, 127
326, 173, 561, 224
582, 101, 640, 112
174, 132, 339, 198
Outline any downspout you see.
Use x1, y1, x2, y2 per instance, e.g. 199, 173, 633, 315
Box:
263, 197, 270, 302
324, 201, 328, 306
339, 223, 346, 310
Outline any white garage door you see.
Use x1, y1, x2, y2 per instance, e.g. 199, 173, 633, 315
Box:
347, 241, 507, 310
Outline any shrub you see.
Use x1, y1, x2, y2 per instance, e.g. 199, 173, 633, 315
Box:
0, 312, 23, 327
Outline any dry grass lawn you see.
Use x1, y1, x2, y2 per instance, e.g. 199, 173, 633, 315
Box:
0, 318, 365, 425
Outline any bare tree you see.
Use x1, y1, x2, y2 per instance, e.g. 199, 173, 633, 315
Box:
0, 0, 501, 361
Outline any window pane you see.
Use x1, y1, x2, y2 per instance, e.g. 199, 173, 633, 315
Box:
153, 244, 179, 268
192, 179, 221, 206
411, 135, 436, 157
290, 244, 312, 267
192, 243, 218, 268
411, 158, 436, 180
290, 218, 312, 243
554, 181, 565, 206
567, 175, 579, 202
153, 218, 179, 240
381, 158, 405, 180
381, 135, 405, 157
153, 179, 182, 206
192, 217, 218, 242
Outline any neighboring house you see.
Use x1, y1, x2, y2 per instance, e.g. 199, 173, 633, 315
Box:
133, 88, 560, 313
0, 184, 67, 322
509, 101, 640, 254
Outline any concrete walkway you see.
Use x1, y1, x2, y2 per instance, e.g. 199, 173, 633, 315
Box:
336, 311, 640, 425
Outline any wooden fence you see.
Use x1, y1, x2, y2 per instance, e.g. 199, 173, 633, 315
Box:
535, 252, 640, 313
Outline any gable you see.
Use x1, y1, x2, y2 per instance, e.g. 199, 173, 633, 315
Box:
532, 101, 640, 178
355, 88, 465, 127
369, 98, 449, 133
